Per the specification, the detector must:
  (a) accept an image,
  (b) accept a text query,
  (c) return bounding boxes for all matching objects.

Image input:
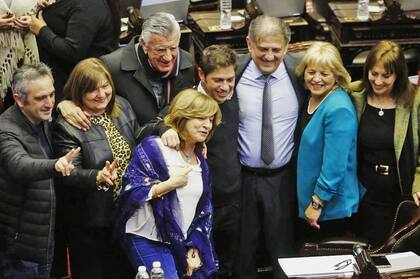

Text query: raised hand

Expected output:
[97,160,118,187]
[55,147,81,176]
[169,166,193,189]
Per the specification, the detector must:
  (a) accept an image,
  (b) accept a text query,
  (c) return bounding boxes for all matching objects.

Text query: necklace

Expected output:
[307,89,336,114]
[181,149,195,164]
[368,95,395,117]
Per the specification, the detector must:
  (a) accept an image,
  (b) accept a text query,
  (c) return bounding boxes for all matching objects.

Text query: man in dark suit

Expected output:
[235,15,306,279]
[57,12,194,128]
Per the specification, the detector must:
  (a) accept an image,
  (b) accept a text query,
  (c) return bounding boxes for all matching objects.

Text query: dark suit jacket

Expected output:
[101,37,195,126]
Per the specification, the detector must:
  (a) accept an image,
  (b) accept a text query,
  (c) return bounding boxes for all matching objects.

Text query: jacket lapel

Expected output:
[394,104,410,162]
[120,37,155,95]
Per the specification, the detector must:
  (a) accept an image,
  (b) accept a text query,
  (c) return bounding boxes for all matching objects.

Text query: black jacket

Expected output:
[101,37,195,125]
[52,96,141,227]
[0,105,57,265]
[38,0,118,101]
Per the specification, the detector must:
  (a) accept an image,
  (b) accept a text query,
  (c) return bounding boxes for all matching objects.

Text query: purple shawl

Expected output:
[114,136,217,277]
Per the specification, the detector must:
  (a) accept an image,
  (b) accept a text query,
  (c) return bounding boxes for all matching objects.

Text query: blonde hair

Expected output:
[63,58,120,117]
[164,89,221,148]
[296,42,351,92]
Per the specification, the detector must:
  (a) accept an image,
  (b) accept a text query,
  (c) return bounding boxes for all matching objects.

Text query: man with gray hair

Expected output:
[0,63,79,278]
[235,15,306,278]
[58,12,194,129]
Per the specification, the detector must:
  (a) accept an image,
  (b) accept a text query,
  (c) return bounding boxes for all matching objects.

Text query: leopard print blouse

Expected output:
[90,114,131,197]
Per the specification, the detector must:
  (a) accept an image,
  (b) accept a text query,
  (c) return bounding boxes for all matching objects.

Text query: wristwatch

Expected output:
[311,196,323,210]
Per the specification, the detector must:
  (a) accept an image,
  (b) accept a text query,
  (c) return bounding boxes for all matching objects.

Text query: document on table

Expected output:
[378,252,420,274]
[278,254,355,278]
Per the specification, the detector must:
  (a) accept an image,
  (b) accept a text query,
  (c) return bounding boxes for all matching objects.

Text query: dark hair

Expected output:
[107,0,121,45]
[363,40,416,107]
[63,58,119,116]
[198,45,237,76]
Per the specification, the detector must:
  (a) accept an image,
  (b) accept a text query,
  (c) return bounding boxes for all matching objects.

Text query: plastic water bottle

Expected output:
[150,261,164,279]
[135,266,150,279]
[220,0,232,30]
[356,0,369,21]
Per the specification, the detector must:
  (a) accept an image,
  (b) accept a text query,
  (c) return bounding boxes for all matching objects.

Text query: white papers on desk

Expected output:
[378,252,420,274]
[278,254,355,278]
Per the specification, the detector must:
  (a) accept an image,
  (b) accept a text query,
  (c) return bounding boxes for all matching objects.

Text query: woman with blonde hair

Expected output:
[53,57,139,278]
[295,41,363,242]
[351,40,420,246]
[116,89,221,278]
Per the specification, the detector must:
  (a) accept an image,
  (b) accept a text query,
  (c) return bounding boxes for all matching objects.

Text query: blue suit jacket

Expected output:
[297,87,363,221]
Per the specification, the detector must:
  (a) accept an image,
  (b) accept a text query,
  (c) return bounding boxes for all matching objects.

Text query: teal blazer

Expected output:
[350,82,420,195]
[297,87,363,221]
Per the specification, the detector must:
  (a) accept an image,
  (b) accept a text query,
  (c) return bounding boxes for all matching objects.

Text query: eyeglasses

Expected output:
[334,259,352,270]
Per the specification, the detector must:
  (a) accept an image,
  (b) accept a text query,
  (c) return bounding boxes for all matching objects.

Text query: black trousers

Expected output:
[67,227,134,279]
[212,202,241,278]
[238,167,297,279]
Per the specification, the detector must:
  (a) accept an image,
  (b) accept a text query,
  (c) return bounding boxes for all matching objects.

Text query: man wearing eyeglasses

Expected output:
[58,12,194,129]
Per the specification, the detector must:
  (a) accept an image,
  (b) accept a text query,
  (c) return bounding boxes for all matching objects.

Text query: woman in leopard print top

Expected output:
[53,58,140,279]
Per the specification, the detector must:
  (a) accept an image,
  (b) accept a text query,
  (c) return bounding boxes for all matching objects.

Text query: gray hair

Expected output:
[248,15,291,45]
[140,12,181,45]
[12,63,54,102]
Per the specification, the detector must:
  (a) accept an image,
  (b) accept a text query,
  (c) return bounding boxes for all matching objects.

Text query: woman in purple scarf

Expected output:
[115,89,221,278]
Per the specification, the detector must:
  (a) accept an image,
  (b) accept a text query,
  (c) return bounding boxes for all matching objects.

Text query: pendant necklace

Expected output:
[181,149,195,164]
[378,108,384,117]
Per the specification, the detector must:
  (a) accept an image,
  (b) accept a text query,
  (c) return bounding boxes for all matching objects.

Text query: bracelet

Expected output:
[311,195,323,210]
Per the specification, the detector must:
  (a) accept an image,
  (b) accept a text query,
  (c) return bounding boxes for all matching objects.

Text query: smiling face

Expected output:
[304,64,337,100]
[141,32,179,74]
[368,63,397,97]
[198,65,235,104]
[82,77,113,115]
[247,34,287,76]
[14,75,55,124]
[183,116,214,144]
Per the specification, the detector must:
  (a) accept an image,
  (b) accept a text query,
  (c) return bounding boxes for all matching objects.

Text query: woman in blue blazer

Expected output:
[295,42,364,242]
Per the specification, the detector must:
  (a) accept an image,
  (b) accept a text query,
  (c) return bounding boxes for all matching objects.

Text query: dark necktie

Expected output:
[261,77,274,165]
